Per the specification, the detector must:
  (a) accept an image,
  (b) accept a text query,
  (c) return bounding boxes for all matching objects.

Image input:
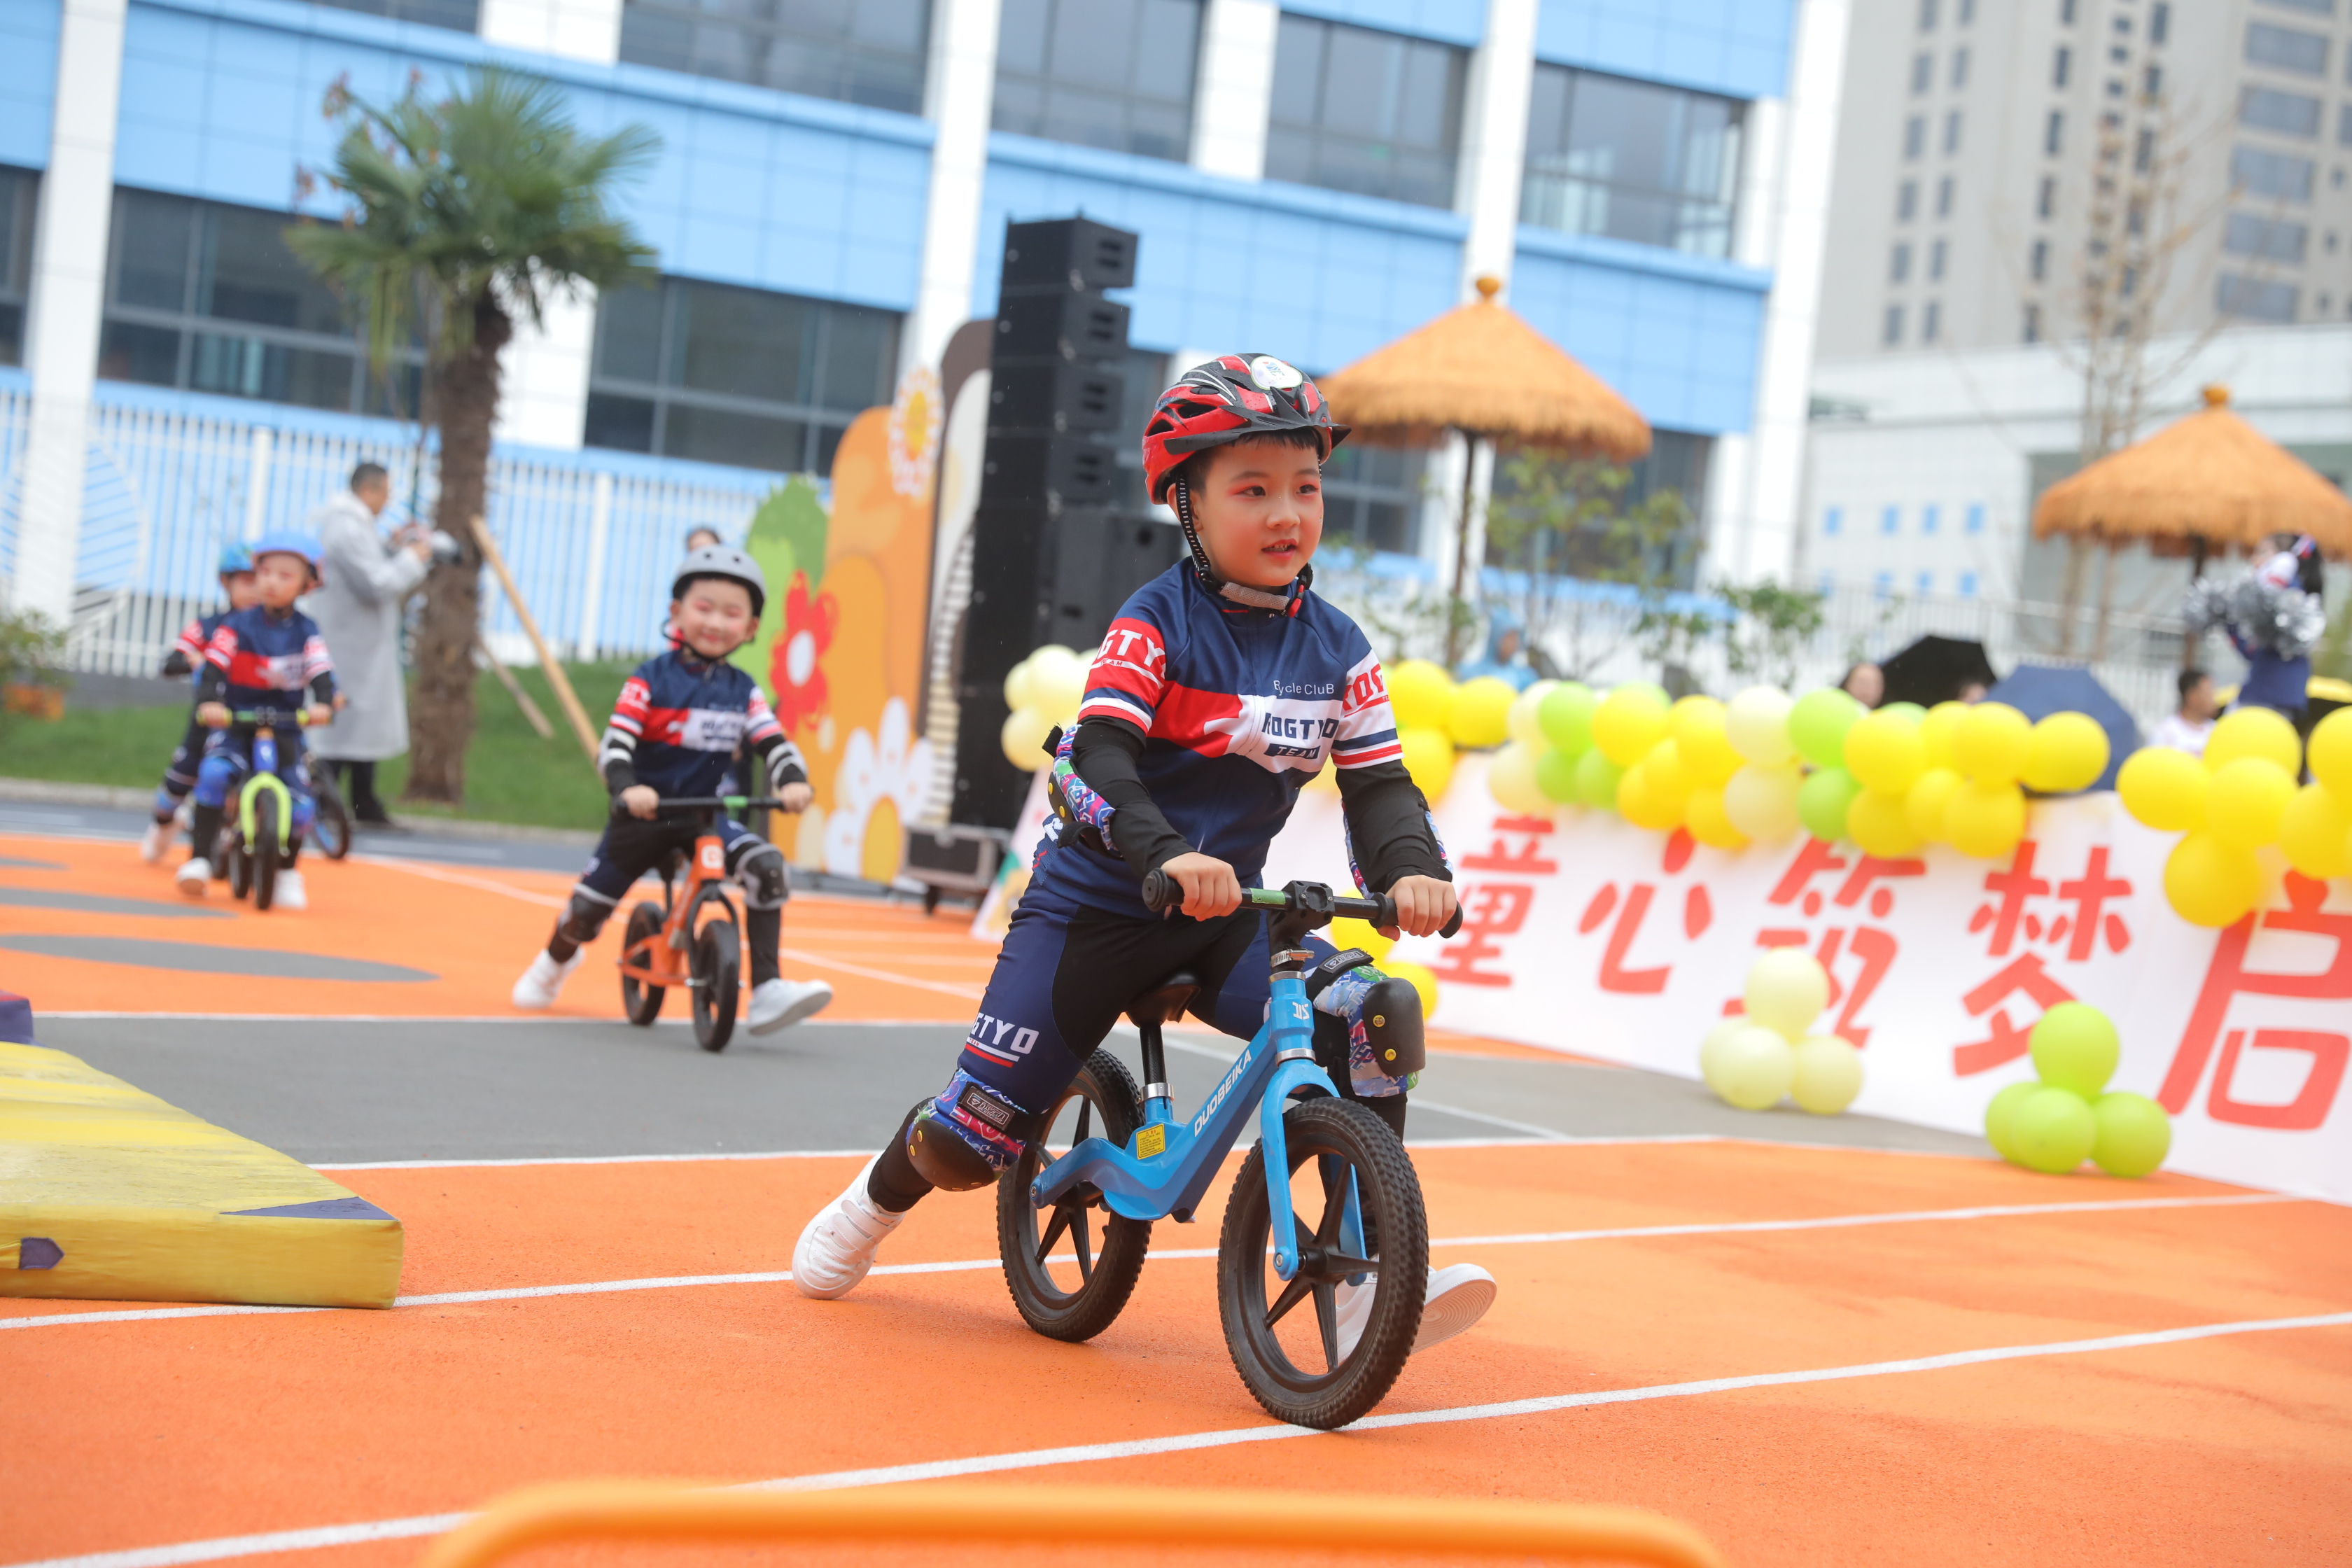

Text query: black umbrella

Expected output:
[1985,664,2143,792]
[1879,635,2000,708]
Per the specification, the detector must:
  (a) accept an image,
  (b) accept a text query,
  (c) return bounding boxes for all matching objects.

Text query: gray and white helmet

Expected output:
[671,543,769,617]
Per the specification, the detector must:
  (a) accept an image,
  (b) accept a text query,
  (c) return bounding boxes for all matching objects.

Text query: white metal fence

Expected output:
[0,386,778,677]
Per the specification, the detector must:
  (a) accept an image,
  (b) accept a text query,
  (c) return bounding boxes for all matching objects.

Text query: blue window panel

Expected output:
[1276,0,1483,48]
[1874,570,1893,597]
[682,108,772,172]
[1966,502,1985,533]
[1915,570,1933,594]
[1959,571,1978,597]
[1535,0,1794,102]
[1921,503,1939,535]
[1879,504,1899,535]
[1823,506,1841,536]
[0,0,59,169]
[1817,570,1835,594]
[674,214,768,284]
[197,134,309,211]
[1508,240,1767,435]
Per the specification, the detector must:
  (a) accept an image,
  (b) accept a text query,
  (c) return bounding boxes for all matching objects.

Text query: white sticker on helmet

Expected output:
[1248,356,1303,391]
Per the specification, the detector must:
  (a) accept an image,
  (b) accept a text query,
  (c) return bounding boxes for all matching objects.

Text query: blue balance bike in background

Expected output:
[208,707,312,911]
[997,875,1462,1429]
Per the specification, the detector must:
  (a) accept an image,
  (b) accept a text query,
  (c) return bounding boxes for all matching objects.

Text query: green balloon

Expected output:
[1984,1080,2039,1163]
[1789,687,1865,769]
[1536,746,1582,803]
[2009,1086,2097,1174]
[2030,1001,2120,1098]
[1538,682,1598,753]
[1574,747,1627,811]
[1795,766,1862,842]
[2091,1091,2171,1177]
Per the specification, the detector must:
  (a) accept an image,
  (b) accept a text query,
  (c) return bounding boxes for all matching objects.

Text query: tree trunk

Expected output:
[403,294,512,805]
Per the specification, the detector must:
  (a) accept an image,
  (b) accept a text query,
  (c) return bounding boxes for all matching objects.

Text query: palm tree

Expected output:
[289,66,658,804]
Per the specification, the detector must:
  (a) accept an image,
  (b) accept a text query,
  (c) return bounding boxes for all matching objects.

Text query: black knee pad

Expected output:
[1360,976,1427,1077]
[905,1110,1004,1192]
[559,892,615,946]
[732,843,789,910]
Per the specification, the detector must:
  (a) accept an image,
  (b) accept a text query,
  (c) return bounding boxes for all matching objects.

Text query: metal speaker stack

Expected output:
[951,216,1182,832]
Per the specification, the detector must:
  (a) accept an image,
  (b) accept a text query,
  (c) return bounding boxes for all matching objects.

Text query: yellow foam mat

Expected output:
[0,1042,402,1308]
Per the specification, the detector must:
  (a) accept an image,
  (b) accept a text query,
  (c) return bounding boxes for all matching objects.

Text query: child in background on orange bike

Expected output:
[794,355,1497,1356]
[141,543,262,865]
[510,545,834,1034]
[176,532,337,909]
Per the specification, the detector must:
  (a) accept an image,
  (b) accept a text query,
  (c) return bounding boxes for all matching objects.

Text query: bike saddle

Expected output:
[1127,971,1199,1030]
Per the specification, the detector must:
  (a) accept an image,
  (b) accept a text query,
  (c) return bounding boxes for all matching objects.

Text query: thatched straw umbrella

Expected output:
[1320,276,1651,663]
[2033,385,2352,563]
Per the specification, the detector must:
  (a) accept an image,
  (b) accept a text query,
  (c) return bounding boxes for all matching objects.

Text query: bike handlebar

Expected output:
[209,707,316,730]
[1139,872,1465,939]
[610,793,790,817]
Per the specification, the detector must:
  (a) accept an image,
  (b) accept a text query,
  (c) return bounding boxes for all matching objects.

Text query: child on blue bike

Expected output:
[141,544,262,865]
[175,531,337,910]
[796,356,1497,1354]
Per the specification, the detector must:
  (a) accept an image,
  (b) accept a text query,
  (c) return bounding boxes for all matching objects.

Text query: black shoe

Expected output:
[353,800,395,825]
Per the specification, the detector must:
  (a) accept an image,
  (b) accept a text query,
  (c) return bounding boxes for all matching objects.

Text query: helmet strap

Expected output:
[1172,477,1309,613]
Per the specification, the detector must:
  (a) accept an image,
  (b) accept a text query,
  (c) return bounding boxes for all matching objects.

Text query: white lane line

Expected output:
[1,1192,2297,1333]
[312,1149,883,1170]
[20,1306,2350,1568]
[349,855,568,909]
[778,947,985,1000]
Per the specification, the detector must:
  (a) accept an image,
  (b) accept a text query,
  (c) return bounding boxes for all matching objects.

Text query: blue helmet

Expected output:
[217,542,253,577]
[251,529,324,584]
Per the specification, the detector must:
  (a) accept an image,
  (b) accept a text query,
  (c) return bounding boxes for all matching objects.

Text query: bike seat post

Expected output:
[1138,1018,1169,1116]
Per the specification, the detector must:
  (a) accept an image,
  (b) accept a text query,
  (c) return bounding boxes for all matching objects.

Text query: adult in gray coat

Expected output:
[307,461,430,822]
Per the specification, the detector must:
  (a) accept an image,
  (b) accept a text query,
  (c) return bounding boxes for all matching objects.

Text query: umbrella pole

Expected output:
[2183,533,2210,671]
[1447,430,1480,668]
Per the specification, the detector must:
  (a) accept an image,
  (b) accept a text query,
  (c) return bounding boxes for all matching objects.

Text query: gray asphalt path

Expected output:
[33,1016,1984,1166]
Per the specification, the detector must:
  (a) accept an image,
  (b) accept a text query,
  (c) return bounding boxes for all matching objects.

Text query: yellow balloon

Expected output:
[2207,757,2295,850]
[2022,711,2110,793]
[1711,1026,1795,1110]
[2205,706,2301,775]
[1382,959,1440,1021]
[1002,655,1039,712]
[1616,760,1686,831]
[1487,741,1553,815]
[1644,738,1694,805]
[1329,916,1395,962]
[1847,787,1924,857]
[1844,708,1926,794]
[1919,701,1968,770]
[1945,777,2027,859]
[1670,696,1744,785]
[1386,660,1455,732]
[1024,645,1088,725]
[1684,782,1751,850]
[999,705,1055,772]
[1745,947,1830,1042]
[1905,766,1962,842]
[1592,685,1672,766]
[1721,763,1802,843]
[1725,686,1797,766]
[2116,745,2208,831]
[1447,675,1518,748]
[1506,679,1560,746]
[1953,702,2033,783]
[2309,708,2352,793]
[1398,725,1455,800]
[2163,830,2262,927]
[2278,782,2352,878]
[1790,1035,1865,1115]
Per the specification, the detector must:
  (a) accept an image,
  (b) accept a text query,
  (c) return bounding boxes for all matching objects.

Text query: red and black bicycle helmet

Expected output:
[1141,354,1348,505]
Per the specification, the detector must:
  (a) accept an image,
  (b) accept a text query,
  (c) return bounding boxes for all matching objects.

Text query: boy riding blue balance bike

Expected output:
[175,531,337,911]
[141,544,261,867]
[794,356,1497,1427]
[510,545,833,1036]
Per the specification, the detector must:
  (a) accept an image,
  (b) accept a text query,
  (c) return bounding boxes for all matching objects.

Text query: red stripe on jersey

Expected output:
[610,677,652,728]
[1088,617,1168,709]
[1336,739,1404,766]
[1147,682,1246,755]
[743,688,783,746]
[174,618,206,661]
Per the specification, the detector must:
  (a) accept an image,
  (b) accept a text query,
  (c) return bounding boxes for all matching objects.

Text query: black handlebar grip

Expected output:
[1140,867,1180,912]
[1440,902,1464,939]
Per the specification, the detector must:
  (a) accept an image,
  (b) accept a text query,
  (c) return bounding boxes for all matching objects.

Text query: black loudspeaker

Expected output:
[981,434,1118,507]
[1001,216,1138,291]
[993,292,1131,361]
[990,361,1125,433]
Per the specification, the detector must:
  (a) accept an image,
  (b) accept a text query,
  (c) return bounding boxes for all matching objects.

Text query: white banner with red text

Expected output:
[1264,753,2352,1206]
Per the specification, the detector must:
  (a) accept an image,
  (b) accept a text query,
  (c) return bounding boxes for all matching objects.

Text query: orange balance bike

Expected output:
[615,794,784,1053]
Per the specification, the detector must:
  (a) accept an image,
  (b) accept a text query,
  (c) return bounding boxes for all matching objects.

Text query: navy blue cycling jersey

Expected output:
[598,649,806,799]
[200,605,335,710]
[1037,564,1404,916]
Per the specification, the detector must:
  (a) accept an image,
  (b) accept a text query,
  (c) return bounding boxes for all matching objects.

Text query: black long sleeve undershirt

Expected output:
[194,663,334,708]
[1068,716,1452,892]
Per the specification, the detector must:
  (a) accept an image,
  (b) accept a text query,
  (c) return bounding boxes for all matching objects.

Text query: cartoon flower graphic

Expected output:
[768,570,839,735]
[886,365,943,498]
[822,696,937,883]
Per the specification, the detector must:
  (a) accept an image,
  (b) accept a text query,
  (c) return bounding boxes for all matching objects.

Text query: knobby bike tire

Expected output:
[620,901,667,1026]
[692,919,740,1052]
[313,780,352,861]
[1216,1096,1429,1430]
[251,790,281,911]
[996,1047,1152,1343]
[226,813,253,901]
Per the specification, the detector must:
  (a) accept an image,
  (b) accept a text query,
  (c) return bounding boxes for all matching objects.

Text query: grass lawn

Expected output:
[3,660,636,832]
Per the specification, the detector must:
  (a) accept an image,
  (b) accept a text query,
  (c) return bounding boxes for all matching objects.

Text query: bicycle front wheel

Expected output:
[996,1048,1152,1343]
[312,780,351,861]
[1217,1096,1428,1429]
[251,792,281,911]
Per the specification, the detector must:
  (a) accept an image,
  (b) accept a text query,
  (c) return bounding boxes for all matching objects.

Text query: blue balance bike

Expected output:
[208,707,310,911]
[1000,874,1461,1429]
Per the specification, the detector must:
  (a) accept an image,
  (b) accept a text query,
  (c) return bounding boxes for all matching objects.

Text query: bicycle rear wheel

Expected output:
[620,902,666,1026]
[996,1048,1152,1343]
[1217,1096,1428,1429]
[691,919,739,1052]
[251,792,281,911]
[225,811,252,901]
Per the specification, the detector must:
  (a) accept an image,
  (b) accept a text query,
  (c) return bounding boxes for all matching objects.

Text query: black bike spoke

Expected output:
[1264,1268,1316,1330]
[1326,1254,1378,1274]
[1035,1202,1072,1264]
[1072,1208,1093,1283]
[1074,1098,1091,1144]
[1313,1282,1339,1371]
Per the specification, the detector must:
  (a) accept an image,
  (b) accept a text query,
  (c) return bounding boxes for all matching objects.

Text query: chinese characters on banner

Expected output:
[1264,752,2352,1205]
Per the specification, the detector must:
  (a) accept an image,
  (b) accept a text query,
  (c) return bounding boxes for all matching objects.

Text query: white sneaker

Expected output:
[1334,1261,1499,1359]
[175,858,211,898]
[140,818,176,864]
[271,869,307,911]
[511,949,584,1009]
[748,976,832,1035]
[792,1155,904,1298]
